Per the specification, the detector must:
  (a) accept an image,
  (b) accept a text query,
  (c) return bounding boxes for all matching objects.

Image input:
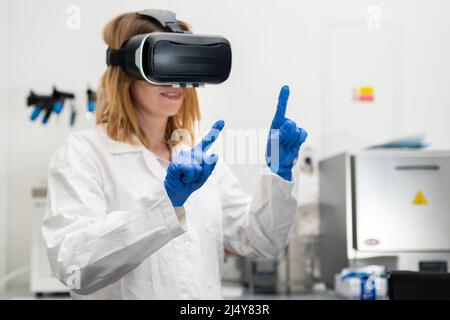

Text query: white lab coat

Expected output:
[42,125,299,299]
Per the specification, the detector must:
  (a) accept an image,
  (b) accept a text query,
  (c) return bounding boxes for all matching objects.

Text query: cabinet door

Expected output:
[355,152,450,252]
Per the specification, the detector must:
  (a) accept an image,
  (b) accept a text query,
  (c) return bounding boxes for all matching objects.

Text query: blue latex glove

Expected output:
[266,85,308,181]
[164,120,225,207]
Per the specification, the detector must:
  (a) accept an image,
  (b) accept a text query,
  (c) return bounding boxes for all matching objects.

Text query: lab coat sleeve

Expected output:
[216,160,299,259]
[42,133,186,295]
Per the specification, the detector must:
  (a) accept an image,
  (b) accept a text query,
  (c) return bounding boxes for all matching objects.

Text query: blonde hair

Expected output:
[96,12,201,147]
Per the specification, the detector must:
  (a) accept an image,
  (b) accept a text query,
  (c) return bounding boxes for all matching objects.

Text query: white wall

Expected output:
[2,0,450,282]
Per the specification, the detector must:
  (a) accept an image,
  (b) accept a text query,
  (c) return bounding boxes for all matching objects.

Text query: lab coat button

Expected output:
[184,242,193,253]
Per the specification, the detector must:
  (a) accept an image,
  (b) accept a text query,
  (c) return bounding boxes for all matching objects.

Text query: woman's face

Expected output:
[130,80,185,118]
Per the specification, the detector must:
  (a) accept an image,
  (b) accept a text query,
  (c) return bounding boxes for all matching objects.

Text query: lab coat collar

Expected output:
[103,126,191,182]
[104,128,190,155]
[107,138,145,154]
[95,124,144,155]
[107,136,166,181]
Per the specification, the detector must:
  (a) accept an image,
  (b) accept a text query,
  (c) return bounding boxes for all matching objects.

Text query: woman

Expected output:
[42,10,307,299]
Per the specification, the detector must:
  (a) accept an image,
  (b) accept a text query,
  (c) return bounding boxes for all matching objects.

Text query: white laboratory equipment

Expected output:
[30,188,68,295]
[319,150,450,287]
[335,267,388,300]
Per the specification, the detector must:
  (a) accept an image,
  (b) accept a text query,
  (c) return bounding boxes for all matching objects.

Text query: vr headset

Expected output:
[106,9,232,87]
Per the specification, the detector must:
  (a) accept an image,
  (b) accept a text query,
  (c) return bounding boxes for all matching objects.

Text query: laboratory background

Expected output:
[0,0,450,300]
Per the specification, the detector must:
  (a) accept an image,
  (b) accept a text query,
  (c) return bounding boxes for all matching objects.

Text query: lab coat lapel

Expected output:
[142,149,166,182]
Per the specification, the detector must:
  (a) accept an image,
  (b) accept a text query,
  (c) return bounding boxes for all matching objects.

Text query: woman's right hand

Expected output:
[164,120,225,207]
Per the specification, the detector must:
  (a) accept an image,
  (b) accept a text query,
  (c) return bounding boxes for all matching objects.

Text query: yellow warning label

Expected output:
[412,191,428,205]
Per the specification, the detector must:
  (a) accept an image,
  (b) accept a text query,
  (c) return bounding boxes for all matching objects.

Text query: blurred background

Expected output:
[0,0,449,299]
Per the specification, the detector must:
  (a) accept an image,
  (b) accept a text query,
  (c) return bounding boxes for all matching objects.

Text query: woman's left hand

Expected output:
[266,85,308,181]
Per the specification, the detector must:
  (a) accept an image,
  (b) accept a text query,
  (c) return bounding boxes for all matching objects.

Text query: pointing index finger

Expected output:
[197,120,225,152]
[273,85,290,128]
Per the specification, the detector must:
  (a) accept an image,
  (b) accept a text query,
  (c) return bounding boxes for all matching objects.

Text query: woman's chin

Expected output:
[161,102,183,116]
